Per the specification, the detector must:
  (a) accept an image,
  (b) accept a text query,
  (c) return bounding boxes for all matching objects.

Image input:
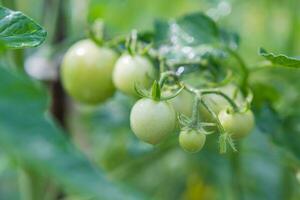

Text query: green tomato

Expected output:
[130,98,176,145]
[218,109,255,139]
[168,90,194,117]
[113,54,154,96]
[61,39,118,104]
[179,129,206,153]
[199,84,244,122]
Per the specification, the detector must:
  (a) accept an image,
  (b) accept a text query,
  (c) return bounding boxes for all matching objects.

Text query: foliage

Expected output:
[0,6,46,49]
[1,1,300,200]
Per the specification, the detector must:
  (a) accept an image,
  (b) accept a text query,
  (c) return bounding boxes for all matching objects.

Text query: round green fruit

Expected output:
[218,109,255,139]
[61,39,118,104]
[179,129,206,153]
[130,98,176,145]
[113,54,154,96]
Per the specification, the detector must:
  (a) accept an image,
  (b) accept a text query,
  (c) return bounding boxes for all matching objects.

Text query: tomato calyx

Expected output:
[125,30,138,56]
[219,132,237,153]
[88,19,105,46]
[134,79,184,101]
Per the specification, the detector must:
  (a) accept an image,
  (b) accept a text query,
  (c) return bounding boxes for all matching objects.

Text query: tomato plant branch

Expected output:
[200,89,240,112]
[159,70,240,113]
[225,48,249,93]
[200,98,225,134]
[230,142,243,200]
[158,70,242,153]
[191,95,200,127]
[158,70,179,86]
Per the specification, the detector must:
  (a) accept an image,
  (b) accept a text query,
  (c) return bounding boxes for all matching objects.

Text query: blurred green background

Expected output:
[0,0,300,200]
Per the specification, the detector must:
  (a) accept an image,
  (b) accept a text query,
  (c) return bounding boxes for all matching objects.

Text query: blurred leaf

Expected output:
[255,103,300,163]
[0,6,46,49]
[251,82,280,109]
[220,29,239,50]
[239,130,283,200]
[154,12,220,65]
[0,68,142,200]
[153,12,237,65]
[259,48,300,68]
[155,12,219,46]
[281,115,300,160]
[255,103,281,135]
[137,31,154,43]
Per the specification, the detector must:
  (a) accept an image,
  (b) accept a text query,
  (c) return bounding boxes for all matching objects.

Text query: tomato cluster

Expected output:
[61,39,255,154]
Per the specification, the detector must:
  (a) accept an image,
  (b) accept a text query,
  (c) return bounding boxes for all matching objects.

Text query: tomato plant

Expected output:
[1,1,300,200]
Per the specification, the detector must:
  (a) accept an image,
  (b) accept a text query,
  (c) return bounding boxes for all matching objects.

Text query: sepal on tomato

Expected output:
[88,19,105,46]
[151,80,161,101]
[134,82,151,98]
[218,132,237,154]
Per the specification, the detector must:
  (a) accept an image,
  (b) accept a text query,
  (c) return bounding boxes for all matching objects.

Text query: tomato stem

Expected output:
[200,89,240,112]
[225,48,249,94]
[200,98,225,134]
[191,95,200,127]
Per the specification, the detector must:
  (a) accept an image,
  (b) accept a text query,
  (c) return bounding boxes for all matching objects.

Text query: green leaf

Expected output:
[256,104,300,160]
[220,29,239,50]
[0,67,142,200]
[154,12,220,65]
[0,6,47,49]
[154,12,219,47]
[259,48,300,68]
[153,12,237,66]
[239,129,285,200]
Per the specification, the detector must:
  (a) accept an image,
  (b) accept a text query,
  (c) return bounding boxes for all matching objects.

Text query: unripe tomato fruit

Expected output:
[130,98,176,145]
[168,90,194,117]
[113,54,155,96]
[61,39,118,105]
[179,129,206,153]
[218,109,255,139]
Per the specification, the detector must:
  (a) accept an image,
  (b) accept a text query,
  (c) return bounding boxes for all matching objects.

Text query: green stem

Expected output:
[226,48,249,94]
[158,71,178,87]
[286,0,299,55]
[18,167,45,200]
[200,89,240,112]
[105,36,127,48]
[191,96,200,126]
[42,0,60,45]
[230,142,243,200]
[131,30,138,54]
[159,58,166,74]
[200,98,225,133]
